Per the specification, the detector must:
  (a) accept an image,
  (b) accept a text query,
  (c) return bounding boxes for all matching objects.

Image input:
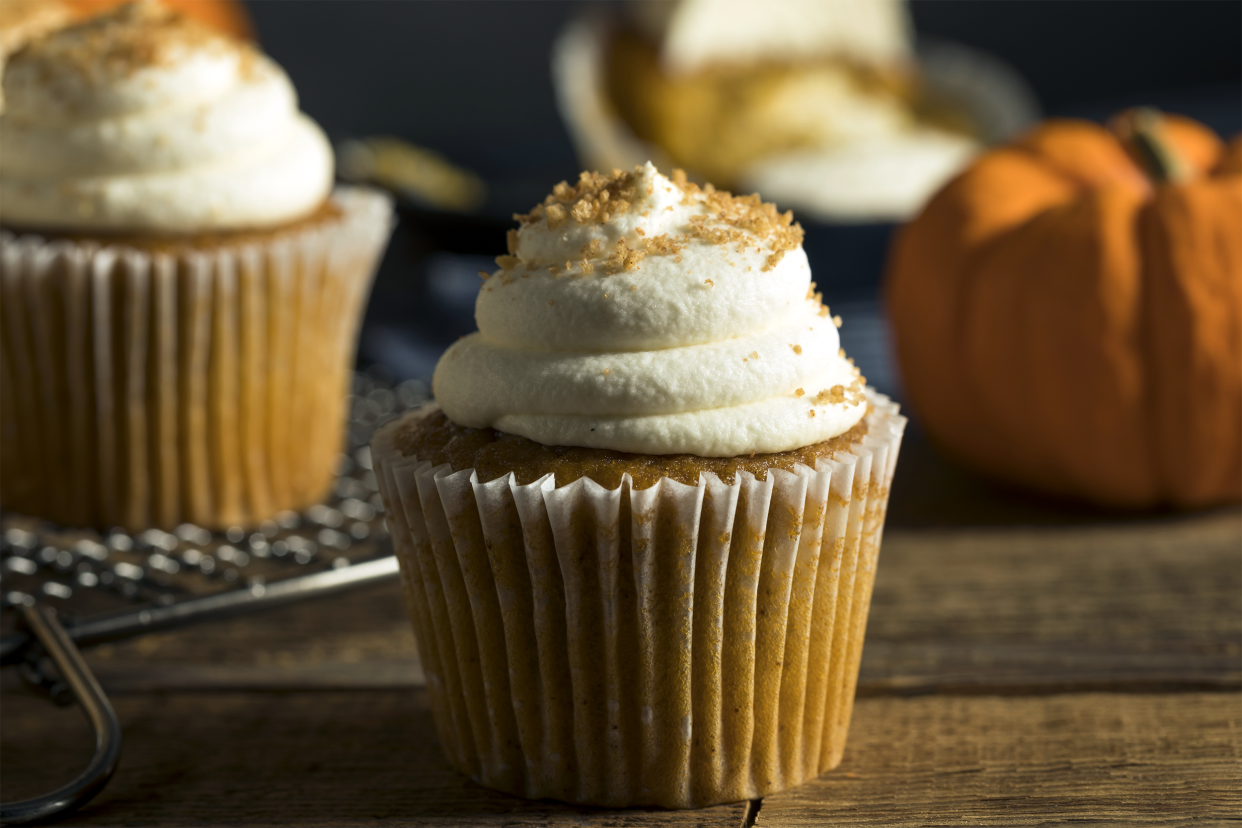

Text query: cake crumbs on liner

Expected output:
[795,388,805,397]
[791,344,802,354]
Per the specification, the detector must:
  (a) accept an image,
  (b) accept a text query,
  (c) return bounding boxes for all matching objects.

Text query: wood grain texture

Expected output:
[756,693,1241,827]
[869,511,1240,648]
[4,509,1237,825]
[82,580,418,667]
[77,511,1241,695]
[859,511,1241,694]
[0,687,750,827]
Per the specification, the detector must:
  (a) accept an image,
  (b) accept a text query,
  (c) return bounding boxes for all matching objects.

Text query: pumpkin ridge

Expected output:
[886,110,1240,508]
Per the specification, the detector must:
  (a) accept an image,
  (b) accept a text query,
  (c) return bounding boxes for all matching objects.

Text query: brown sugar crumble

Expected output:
[395,408,871,490]
[816,386,847,405]
[602,237,645,274]
[12,1,250,86]
[495,165,805,279]
[516,168,642,228]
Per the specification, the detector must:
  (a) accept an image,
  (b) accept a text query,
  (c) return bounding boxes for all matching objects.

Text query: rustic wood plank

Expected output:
[869,510,1240,647]
[858,510,1241,693]
[77,510,1240,694]
[0,687,750,827]
[82,580,418,667]
[756,692,1241,827]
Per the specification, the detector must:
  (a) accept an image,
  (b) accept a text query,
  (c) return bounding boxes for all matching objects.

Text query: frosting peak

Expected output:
[0,2,333,233]
[434,164,869,457]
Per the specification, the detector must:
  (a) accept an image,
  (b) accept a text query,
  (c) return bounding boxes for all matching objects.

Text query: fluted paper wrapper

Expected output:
[373,396,906,808]
[0,187,393,531]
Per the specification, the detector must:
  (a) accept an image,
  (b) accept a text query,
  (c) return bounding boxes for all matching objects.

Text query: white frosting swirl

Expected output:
[434,163,868,456]
[0,3,333,233]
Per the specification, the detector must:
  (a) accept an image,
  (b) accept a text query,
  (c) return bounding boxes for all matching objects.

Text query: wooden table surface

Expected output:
[4,437,1240,826]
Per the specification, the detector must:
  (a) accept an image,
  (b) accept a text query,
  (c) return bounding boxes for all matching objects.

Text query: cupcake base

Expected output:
[373,395,905,808]
[0,186,393,531]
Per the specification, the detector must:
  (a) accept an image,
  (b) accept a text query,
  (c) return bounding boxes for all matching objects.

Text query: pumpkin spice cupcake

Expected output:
[0,2,393,530]
[373,164,905,808]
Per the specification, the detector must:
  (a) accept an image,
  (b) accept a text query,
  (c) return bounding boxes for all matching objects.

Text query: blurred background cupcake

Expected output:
[555,0,1037,224]
[0,1,393,531]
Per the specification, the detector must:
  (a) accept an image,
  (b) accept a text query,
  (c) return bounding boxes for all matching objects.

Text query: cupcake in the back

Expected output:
[0,1,393,530]
[374,163,904,807]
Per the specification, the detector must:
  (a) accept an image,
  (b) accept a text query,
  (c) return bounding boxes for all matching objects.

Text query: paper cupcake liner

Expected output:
[373,395,905,808]
[0,186,394,530]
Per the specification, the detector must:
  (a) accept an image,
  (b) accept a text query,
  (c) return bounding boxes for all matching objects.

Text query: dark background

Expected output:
[249,0,1242,181]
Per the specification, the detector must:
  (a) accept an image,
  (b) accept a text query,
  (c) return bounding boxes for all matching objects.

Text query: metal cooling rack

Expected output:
[0,372,427,825]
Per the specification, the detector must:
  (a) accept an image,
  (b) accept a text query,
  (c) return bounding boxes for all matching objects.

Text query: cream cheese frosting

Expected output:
[0,2,333,233]
[433,163,868,456]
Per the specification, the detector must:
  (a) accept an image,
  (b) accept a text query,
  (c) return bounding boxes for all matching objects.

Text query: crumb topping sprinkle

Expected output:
[493,163,804,281]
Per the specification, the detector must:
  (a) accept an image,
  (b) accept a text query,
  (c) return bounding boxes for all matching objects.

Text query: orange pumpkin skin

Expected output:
[885,117,1241,508]
[63,0,253,40]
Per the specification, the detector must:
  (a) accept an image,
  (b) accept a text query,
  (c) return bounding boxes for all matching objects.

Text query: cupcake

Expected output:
[0,2,393,530]
[552,0,1025,223]
[373,164,905,808]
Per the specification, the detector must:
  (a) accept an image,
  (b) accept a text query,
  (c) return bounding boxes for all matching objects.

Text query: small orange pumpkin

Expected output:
[63,0,253,40]
[885,110,1241,508]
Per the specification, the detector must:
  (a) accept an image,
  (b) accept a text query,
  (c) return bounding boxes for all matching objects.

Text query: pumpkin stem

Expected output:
[1112,108,1187,184]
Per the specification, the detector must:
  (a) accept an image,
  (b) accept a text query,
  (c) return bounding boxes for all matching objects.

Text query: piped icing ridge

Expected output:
[433,162,867,457]
[0,2,333,233]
